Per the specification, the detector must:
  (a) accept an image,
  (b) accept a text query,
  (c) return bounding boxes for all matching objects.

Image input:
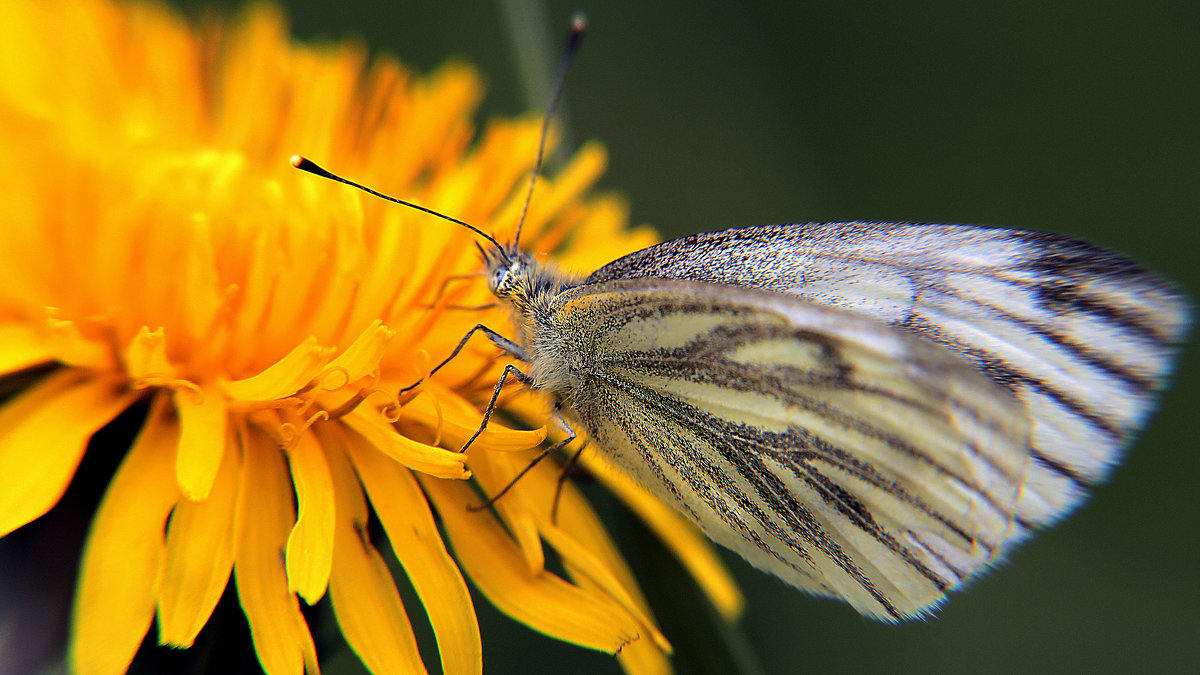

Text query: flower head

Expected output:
[0,1,742,674]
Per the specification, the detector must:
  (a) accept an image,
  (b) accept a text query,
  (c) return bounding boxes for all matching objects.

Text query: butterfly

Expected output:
[295,161,1187,624]
[469,220,1188,621]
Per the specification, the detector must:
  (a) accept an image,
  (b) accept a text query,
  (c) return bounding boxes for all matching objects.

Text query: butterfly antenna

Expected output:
[512,12,587,249]
[290,155,509,259]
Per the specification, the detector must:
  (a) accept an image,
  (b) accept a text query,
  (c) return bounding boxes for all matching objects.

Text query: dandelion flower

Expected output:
[0,0,742,673]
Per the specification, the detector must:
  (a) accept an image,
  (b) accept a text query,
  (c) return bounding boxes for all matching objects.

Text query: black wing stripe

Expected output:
[600,369,909,614]
[599,381,814,572]
[927,280,1158,394]
[618,356,1020,517]
[900,313,1124,441]
[790,459,953,591]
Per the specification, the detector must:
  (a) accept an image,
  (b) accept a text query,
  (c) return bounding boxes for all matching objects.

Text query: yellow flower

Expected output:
[0,1,742,674]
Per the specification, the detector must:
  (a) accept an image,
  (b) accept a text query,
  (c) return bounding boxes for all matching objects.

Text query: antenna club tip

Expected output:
[291,155,326,176]
[570,11,587,32]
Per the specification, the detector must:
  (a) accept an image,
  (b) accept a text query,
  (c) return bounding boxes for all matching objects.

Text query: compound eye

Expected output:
[491,267,509,292]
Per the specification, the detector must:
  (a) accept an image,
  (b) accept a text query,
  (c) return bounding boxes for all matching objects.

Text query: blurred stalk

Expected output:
[497,0,577,163]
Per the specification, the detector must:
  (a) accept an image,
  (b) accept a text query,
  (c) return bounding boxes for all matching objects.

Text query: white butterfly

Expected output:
[479,221,1188,620]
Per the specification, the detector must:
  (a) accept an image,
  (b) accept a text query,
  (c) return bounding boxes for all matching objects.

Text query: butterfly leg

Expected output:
[551,439,589,524]
[459,363,537,454]
[467,403,580,512]
[399,323,527,394]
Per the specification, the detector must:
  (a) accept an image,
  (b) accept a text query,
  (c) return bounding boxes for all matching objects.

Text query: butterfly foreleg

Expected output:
[399,323,528,395]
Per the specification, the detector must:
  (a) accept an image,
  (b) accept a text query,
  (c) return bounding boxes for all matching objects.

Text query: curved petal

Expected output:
[321,319,394,384]
[234,423,319,675]
[341,406,468,479]
[284,429,335,605]
[174,383,228,501]
[220,336,334,402]
[397,386,547,452]
[157,423,241,647]
[0,369,136,537]
[69,395,181,675]
[323,431,427,675]
[335,424,481,675]
[420,474,640,653]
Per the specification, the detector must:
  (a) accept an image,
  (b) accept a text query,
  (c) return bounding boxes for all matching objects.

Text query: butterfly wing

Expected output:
[585,223,1190,528]
[540,278,1030,620]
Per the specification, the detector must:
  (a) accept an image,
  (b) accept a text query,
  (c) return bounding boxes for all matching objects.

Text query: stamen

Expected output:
[317,365,351,391]
[324,389,368,419]
[133,377,204,402]
[279,410,330,449]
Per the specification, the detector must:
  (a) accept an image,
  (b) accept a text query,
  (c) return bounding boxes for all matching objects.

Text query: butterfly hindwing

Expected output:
[537,278,1030,620]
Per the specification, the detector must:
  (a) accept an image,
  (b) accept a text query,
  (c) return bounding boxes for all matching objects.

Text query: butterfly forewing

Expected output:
[584,223,1190,528]
[539,278,1031,620]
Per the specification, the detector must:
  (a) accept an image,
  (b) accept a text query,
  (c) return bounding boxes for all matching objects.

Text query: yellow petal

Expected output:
[221,336,334,402]
[467,452,544,574]
[70,395,181,675]
[124,326,177,381]
[336,425,482,675]
[229,221,283,352]
[548,483,669,650]
[320,319,394,385]
[235,423,319,675]
[540,462,675,675]
[284,429,335,605]
[471,449,669,652]
[525,140,608,234]
[554,195,658,275]
[546,527,670,652]
[585,454,744,621]
[398,387,547,452]
[341,406,468,479]
[174,384,228,501]
[179,214,224,341]
[481,393,688,635]
[323,431,427,675]
[420,474,640,653]
[0,321,53,376]
[508,508,545,575]
[157,423,241,647]
[0,369,135,537]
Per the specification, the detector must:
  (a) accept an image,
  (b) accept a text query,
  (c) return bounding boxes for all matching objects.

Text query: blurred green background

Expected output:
[179,1,1198,673]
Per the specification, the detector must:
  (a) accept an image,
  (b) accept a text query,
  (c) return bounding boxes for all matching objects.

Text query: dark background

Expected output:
[173,2,1200,673]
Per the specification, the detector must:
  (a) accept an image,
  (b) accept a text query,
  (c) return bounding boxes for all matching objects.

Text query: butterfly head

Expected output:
[478,240,580,319]
[479,242,526,299]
